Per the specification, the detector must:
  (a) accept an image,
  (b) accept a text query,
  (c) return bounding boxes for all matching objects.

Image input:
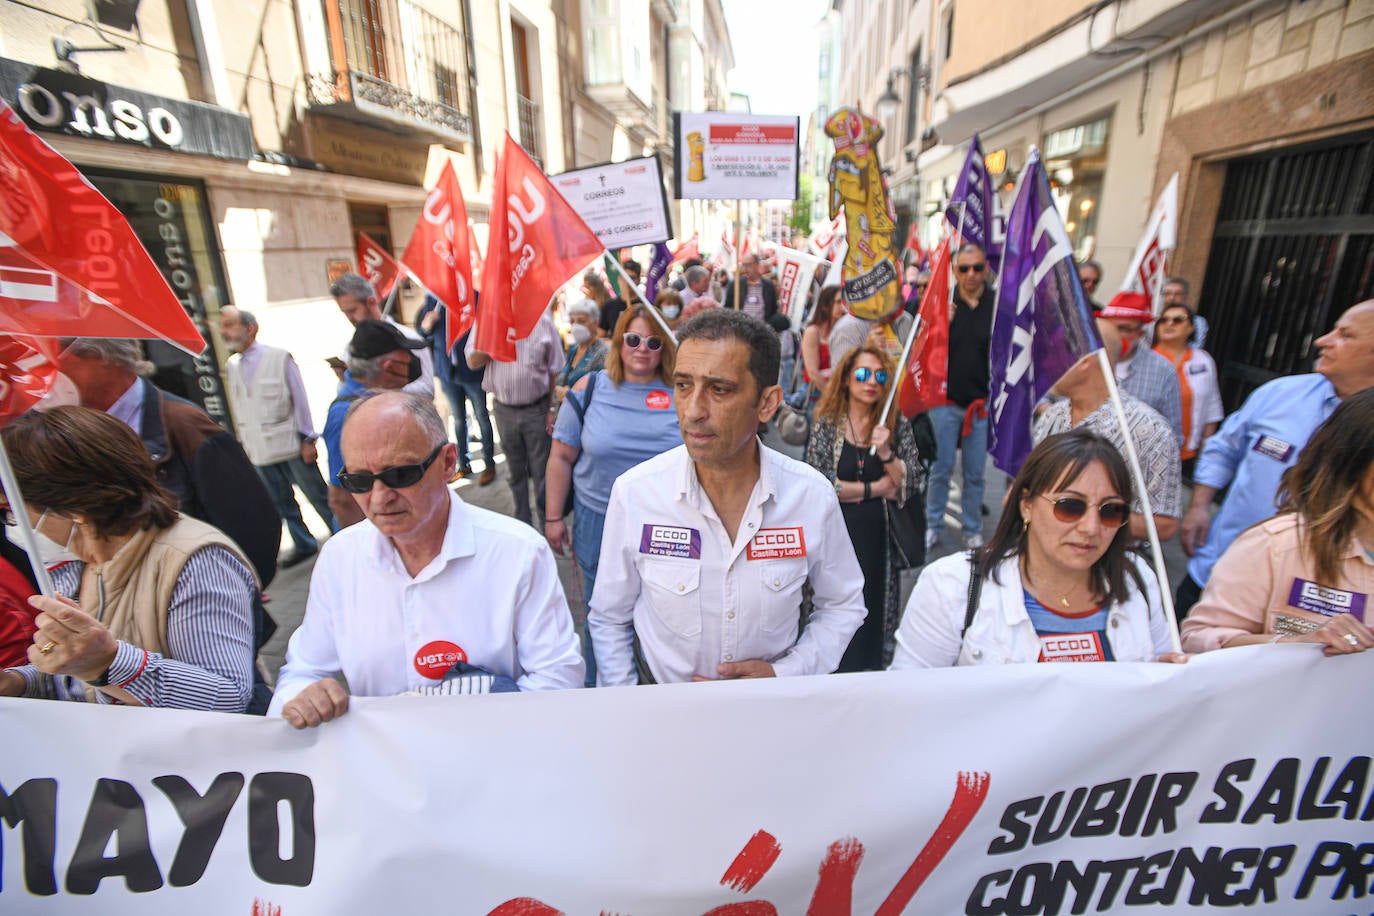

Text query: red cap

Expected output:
[1100,291,1154,323]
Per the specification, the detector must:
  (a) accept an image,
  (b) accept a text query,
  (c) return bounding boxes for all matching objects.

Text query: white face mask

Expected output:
[8,513,79,568]
[661,305,682,321]
[35,372,81,410]
[569,323,593,346]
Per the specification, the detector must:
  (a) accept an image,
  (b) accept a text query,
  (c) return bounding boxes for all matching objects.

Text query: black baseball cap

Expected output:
[349,319,426,360]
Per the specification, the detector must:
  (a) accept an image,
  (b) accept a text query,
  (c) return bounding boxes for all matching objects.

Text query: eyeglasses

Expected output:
[1157,315,1190,326]
[852,367,889,384]
[623,333,663,352]
[337,444,445,494]
[1079,276,1100,287]
[1040,494,1130,528]
[957,263,987,274]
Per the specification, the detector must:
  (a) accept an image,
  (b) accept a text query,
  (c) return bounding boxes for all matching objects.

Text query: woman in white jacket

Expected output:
[892,430,1182,668]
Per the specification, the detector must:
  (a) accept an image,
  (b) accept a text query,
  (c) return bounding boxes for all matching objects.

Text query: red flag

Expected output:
[670,233,699,264]
[0,101,203,353]
[0,336,58,425]
[466,220,484,291]
[904,222,925,265]
[400,161,477,353]
[475,135,603,362]
[899,239,952,419]
[357,233,402,300]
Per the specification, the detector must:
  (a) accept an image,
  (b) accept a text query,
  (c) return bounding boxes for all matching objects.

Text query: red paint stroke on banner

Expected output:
[719,829,782,893]
[702,904,779,916]
[806,837,866,915]
[487,899,564,916]
[250,900,282,916]
[875,770,991,915]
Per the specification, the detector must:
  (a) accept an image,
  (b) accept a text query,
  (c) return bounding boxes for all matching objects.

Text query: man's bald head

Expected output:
[343,391,447,451]
[1314,300,1374,398]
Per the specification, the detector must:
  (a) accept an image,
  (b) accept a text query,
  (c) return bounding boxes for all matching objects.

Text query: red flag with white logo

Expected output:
[0,99,203,353]
[400,160,477,353]
[670,233,699,264]
[904,222,925,266]
[357,233,402,300]
[0,336,58,426]
[899,239,952,418]
[475,135,603,362]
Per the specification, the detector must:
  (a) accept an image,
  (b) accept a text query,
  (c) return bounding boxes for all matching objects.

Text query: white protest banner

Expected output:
[551,156,673,250]
[675,113,800,201]
[773,246,830,329]
[1119,173,1179,307]
[2,648,1371,913]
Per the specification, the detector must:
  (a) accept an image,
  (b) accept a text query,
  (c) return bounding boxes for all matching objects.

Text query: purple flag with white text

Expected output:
[644,242,673,302]
[988,149,1102,475]
[945,134,1000,261]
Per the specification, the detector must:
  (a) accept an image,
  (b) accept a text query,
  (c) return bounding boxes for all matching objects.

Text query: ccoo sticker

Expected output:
[414,640,467,680]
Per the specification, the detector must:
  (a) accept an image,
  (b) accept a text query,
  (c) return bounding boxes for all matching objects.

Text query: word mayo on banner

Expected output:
[1,649,1370,913]
[674,112,800,201]
[552,156,673,250]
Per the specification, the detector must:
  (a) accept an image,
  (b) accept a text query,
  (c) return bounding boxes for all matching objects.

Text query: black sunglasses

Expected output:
[1040,494,1130,528]
[623,332,663,351]
[337,444,445,494]
[957,263,987,274]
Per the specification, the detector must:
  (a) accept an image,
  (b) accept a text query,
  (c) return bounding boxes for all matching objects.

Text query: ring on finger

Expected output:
[38,641,56,655]
[1342,633,1360,647]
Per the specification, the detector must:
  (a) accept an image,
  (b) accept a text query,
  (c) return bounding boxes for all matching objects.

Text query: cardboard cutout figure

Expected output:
[825,108,902,330]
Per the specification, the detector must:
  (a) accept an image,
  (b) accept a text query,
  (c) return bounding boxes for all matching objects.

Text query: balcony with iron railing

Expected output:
[516,94,543,169]
[307,0,473,144]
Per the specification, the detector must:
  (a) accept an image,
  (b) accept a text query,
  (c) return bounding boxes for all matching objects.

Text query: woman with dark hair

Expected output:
[805,344,923,670]
[891,430,1179,668]
[1182,389,1374,656]
[801,285,845,389]
[0,406,259,710]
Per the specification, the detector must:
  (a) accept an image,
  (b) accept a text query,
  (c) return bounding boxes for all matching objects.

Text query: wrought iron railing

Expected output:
[516,94,543,168]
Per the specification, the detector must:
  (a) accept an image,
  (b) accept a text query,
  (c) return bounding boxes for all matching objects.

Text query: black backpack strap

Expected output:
[961,555,985,640]
[565,371,599,428]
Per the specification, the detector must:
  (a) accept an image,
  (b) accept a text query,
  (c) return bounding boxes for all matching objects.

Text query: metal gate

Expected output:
[1198,130,1374,411]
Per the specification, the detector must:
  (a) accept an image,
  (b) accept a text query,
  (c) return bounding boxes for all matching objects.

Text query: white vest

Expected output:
[226,344,300,465]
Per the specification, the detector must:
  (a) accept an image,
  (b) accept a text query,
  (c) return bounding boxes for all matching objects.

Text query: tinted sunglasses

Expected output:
[853,367,889,384]
[337,444,445,494]
[1040,494,1130,528]
[1157,315,1190,326]
[623,332,663,351]
[957,263,987,274]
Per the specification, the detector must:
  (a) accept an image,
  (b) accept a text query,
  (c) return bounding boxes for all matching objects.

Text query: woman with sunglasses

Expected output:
[545,305,682,684]
[1151,303,1224,475]
[1181,390,1374,657]
[805,345,923,670]
[0,407,262,711]
[891,430,1179,668]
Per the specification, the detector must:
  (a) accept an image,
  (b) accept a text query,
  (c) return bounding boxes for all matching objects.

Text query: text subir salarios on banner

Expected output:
[1,647,1370,913]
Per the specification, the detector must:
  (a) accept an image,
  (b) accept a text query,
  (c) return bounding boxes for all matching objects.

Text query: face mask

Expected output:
[1119,338,1133,360]
[661,305,682,321]
[569,323,593,346]
[35,372,80,410]
[10,512,79,568]
[405,354,422,384]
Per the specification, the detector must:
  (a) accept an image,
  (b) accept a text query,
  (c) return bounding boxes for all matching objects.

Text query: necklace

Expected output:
[846,413,869,475]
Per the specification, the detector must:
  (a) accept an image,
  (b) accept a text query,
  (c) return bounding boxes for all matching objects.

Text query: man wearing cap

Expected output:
[1100,292,1184,448]
[329,272,434,398]
[323,320,429,528]
[269,391,584,728]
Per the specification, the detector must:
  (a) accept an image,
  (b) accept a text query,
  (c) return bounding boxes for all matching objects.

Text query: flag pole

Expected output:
[603,251,677,344]
[733,200,743,310]
[0,439,55,597]
[1094,348,1183,653]
[872,313,923,454]
[380,279,401,320]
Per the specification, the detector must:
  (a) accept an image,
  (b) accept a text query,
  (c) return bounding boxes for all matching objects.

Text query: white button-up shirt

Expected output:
[589,444,865,684]
[268,491,583,714]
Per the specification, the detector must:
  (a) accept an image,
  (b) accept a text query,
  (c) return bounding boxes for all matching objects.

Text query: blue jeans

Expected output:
[440,378,495,469]
[571,496,606,688]
[925,404,988,538]
[256,456,337,553]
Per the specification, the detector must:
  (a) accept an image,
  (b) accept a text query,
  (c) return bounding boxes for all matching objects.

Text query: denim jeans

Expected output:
[571,496,606,688]
[256,456,337,553]
[925,404,988,538]
[440,378,495,469]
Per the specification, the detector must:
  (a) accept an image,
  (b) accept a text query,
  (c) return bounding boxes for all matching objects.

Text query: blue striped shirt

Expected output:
[10,545,256,711]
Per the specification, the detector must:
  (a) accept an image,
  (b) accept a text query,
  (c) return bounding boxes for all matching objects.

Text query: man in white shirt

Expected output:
[589,310,866,685]
[270,391,583,727]
[329,272,434,398]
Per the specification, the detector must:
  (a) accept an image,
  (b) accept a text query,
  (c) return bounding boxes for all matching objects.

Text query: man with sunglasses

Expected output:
[1032,321,1182,543]
[270,392,584,727]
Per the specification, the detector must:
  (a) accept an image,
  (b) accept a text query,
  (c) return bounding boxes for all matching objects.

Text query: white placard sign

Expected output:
[550,156,672,249]
[675,112,800,201]
[1,648,1370,912]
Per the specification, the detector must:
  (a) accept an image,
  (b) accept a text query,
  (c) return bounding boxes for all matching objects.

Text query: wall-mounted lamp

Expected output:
[52,35,125,73]
[875,63,932,119]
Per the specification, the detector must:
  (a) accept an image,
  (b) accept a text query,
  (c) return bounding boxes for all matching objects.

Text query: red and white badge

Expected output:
[414,640,467,680]
[1038,633,1106,663]
[645,389,672,410]
[747,527,807,560]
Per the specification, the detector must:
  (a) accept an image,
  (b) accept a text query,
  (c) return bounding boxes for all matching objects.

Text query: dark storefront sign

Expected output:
[0,57,255,160]
[85,171,234,431]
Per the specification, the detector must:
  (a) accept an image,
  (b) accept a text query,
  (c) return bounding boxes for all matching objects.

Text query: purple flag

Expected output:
[644,242,673,302]
[945,134,1001,260]
[988,148,1102,475]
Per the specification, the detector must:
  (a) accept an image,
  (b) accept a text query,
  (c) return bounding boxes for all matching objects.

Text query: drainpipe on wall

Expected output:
[184,0,234,108]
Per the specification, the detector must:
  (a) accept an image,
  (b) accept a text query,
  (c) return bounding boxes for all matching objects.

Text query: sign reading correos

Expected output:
[674,112,800,201]
[551,156,672,249]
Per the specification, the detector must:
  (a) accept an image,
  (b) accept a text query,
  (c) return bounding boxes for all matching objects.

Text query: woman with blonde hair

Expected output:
[804,344,923,670]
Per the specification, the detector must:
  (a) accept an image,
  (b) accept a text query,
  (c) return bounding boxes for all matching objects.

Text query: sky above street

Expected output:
[722,0,829,119]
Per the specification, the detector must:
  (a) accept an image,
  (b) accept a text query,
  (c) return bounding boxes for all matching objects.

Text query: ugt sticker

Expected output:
[747,527,807,560]
[414,640,467,680]
[640,524,701,559]
[645,390,671,410]
[1287,578,1366,621]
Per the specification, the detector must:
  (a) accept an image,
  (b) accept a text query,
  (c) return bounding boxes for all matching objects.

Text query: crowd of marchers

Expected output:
[0,248,1370,724]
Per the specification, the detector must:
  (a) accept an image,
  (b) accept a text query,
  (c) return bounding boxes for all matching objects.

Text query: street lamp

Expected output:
[874,63,931,119]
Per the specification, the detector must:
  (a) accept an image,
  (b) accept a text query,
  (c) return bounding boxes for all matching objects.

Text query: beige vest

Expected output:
[79,517,255,701]
[226,344,300,465]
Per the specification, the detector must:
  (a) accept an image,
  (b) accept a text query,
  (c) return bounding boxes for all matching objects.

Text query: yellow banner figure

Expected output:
[825,108,903,349]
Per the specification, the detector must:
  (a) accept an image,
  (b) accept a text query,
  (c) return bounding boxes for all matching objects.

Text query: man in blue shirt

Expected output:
[1176,301,1374,616]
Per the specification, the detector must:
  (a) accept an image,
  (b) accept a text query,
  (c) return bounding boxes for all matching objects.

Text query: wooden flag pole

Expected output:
[733,200,743,309]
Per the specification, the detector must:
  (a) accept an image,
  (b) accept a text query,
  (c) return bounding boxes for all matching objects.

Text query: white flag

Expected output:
[772,246,831,329]
[1118,173,1179,312]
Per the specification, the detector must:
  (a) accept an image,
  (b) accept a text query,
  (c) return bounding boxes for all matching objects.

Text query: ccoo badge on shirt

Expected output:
[640,524,702,559]
[747,527,807,560]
